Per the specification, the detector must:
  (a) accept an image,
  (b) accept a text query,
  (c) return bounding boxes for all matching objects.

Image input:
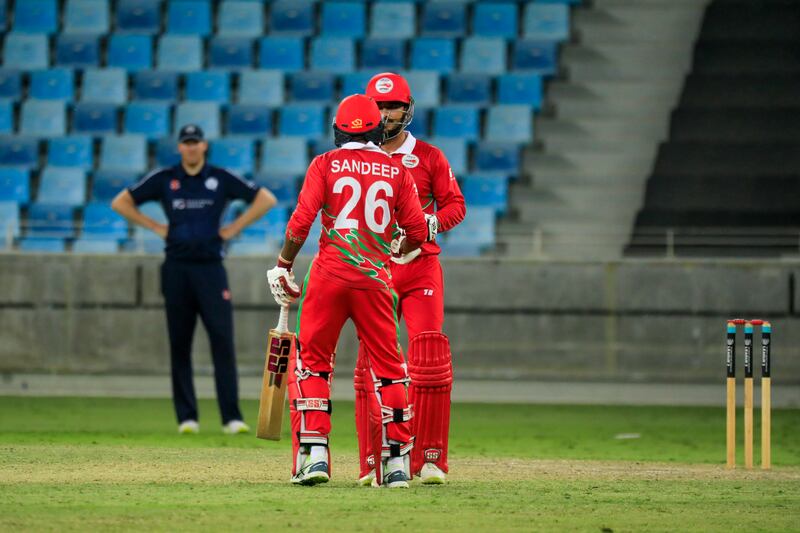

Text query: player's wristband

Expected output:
[277,256,293,270]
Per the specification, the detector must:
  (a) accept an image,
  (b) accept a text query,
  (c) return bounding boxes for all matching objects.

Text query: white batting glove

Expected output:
[266,266,301,306]
[425,214,438,242]
[390,235,421,265]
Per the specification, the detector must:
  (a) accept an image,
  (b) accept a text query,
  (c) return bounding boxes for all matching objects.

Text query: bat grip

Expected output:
[277,304,289,334]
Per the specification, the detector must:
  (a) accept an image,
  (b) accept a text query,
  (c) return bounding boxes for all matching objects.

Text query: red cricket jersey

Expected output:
[286,142,428,289]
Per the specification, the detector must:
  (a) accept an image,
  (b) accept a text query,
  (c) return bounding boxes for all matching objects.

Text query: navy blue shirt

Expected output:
[128,163,259,261]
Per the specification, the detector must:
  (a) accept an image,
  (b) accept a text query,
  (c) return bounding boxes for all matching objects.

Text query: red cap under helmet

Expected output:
[366,72,413,104]
[332,94,385,146]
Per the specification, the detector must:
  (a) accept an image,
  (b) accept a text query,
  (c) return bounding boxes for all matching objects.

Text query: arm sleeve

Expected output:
[285,156,326,243]
[127,169,164,205]
[430,148,466,232]
[222,170,259,203]
[395,167,428,247]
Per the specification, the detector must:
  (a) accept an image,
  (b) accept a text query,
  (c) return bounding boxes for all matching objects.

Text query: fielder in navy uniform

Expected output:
[112,124,277,434]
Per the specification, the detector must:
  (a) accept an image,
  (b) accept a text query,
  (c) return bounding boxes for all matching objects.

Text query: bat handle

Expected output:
[277,304,289,334]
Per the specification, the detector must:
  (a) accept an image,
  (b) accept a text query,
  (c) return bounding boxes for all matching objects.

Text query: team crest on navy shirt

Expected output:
[170,179,180,190]
[205,177,219,191]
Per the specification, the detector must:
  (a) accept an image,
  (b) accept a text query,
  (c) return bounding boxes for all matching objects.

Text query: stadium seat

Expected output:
[185,71,231,103]
[240,206,289,242]
[0,0,5,31]
[19,237,67,252]
[227,240,279,256]
[445,205,495,253]
[253,172,297,206]
[0,168,30,204]
[278,105,326,139]
[486,105,533,143]
[497,73,543,108]
[48,136,93,169]
[406,107,429,137]
[310,38,356,73]
[513,40,559,75]
[227,105,272,137]
[175,102,221,139]
[82,202,128,239]
[429,136,467,175]
[99,135,147,172]
[523,3,570,41]
[157,35,203,72]
[116,0,161,34]
[73,238,119,253]
[166,0,211,36]
[155,138,180,167]
[461,175,508,215]
[209,138,255,176]
[321,2,365,37]
[21,101,66,137]
[290,72,335,103]
[421,2,466,38]
[13,0,57,34]
[133,71,178,100]
[124,101,171,139]
[27,204,76,237]
[56,35,100,68]
[208,37,254,70]
[3,34,49,69]
[258,37,305,72]
[63,0,109,36]
[0,70,21,100]
[402,71,441,107]
[0,201,20,239]
[433,107,480,140]
[361,38,406,70]
[0,137,39,167]
[238,70,284,105]
[30,69,75,101]
[370,3,415,38]
[92,170,139,201]
[0,101,11,134]
[411,39,456,73]
[473,3,518,38]
[270,0,315,37]
[218,1,263,38]
[72,103,118,135]
[310,137,336,157]
[475,143,519,173]
[36,167,86,206]
[461,38,507,75]
[107,35,153,72]
[446,74,491,106]
[261,138,309,174]
[81,68,128,104]
[340,72,373,97]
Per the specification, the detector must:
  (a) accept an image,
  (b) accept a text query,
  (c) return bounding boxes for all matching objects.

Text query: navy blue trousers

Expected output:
[161,259,243,425]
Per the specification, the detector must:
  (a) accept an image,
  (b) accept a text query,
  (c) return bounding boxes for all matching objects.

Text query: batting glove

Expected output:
[390,235,421,265]
[425,214,438,242]
[266,258,301,306]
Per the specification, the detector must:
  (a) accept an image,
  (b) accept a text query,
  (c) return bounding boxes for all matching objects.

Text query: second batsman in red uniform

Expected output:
[354,73,467,485]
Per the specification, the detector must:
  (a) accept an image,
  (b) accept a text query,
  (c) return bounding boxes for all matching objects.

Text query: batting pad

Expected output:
[353,363,374,477]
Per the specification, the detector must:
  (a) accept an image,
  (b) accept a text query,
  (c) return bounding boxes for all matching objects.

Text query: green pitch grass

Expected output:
[1,397,799,532]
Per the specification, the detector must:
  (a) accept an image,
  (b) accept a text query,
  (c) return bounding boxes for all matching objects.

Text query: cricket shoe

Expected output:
[178,420,199,434]
[419,463,446,485]
[222,420,250,434]
[373,468,410,489]
[358,469,376,487]
[291,459,330,486]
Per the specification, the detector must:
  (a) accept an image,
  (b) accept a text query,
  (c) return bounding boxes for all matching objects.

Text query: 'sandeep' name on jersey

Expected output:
[330,159,400,179]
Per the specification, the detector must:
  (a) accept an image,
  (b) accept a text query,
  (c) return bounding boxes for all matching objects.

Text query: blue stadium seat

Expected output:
[0,137,38,168]
[261,138,309,174]
[0,0,5,31]
[239,206,289,242]
[185,71,231,103]
[310,38,356,73]
[29,69,75,101]
[270,0,314,37]
[227,240,280,256]
[175,102,221,139]
[523,3,570,41]
[209,37,254,70]
[497,73,543,108]
[82,202,128,239]
[21,101,66,137]
[444,206,495,254]
[461,38,507,75]
[461,175,508,215]
[228,105,272,137]
[0,101,11,134]
[124,101,170,139]
[278,105,326,139]
[290,72,335,103]
[321,2,365,37]
[310,137,336,157]
[209,138,255,176]
[48,136,93,169]
[259,37,304,72]
[56,35,99,68]
[218,1,263,38]
[428,136,467,175]
[63,0,110,36]
[411,38,456,72]
[421,2,466,38]
[116,0,161,34]
[340,72,373,98]
[238,70,284,105]
[99,135,147,172]
[72,103,118,135]
[27,204,76,237]
[253,172,297,206]
[19,237,67,252]
[361,38,406,70]
[13,0,57,34]
[473,3,517,38]
[3,34,48,69]
[92,170,138,201]
[433,106,479,140]
[167,0,211,36]
[36,167,86,206]
[157,36,203,72]
[108,35,153,72]
[513,40,559,75]
[0,70,21,100]
[0,168,30,204]
[0,201,21,239]
[475,142,519,173]
[133,71,178,100]
[155,138,180,167]
[403,71,440,106]
[81,68,128,104]
[370,3,415,38]
[73,238,119,253]
[486,105,533,143]
[406,107,429,137]
[446,74,491,106]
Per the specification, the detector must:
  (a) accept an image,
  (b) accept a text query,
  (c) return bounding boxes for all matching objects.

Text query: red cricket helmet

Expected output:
[332,94,386,147]
[365,72,415,140]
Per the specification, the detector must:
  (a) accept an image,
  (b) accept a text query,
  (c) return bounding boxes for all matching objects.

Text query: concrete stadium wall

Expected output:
[1,254,799,384]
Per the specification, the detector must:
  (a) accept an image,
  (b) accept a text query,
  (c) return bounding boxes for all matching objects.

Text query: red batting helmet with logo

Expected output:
[332,94,386,147]
[365,72,415,140]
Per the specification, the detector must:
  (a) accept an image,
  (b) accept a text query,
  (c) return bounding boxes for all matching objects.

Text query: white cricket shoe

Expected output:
[178,420,199,434]
[358,469,376,487]
[291,459,330,486]
[222,420,250,434]
[420,463,446,485]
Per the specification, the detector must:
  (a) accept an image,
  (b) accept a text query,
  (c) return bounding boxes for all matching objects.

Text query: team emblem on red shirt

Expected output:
[401,154,419,168]
[170,179,180,190]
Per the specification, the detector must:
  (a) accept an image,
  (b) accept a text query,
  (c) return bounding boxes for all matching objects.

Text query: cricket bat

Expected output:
[256,304,295,440]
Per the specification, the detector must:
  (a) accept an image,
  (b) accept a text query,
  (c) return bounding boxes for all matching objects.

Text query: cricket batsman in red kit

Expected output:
[354,73,467,485]
[266,94,429,488]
